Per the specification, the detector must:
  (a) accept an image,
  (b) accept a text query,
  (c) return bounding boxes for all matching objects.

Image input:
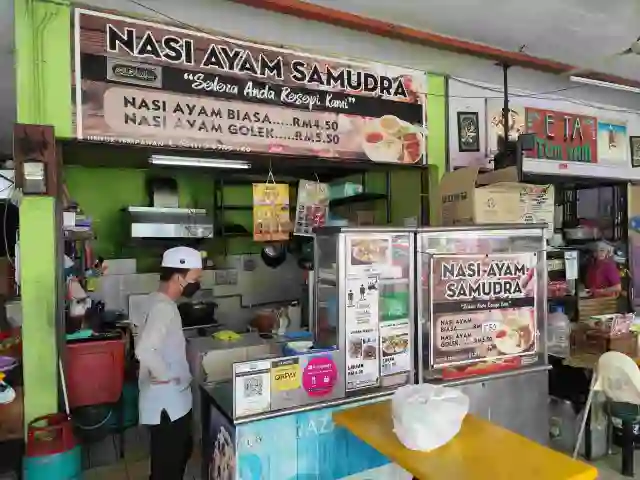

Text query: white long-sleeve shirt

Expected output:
[135,292,192,425]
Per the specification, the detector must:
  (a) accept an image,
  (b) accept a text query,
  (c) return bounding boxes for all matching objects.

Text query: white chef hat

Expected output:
[161,246,202,269]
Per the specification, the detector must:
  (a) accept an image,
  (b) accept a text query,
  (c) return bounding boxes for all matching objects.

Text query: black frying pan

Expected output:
[261,243,287,268]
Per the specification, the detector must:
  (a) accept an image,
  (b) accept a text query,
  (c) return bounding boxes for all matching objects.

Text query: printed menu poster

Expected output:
[253,183,291,241]
[380,319,411,376]
[430,253,537,367]
[234,360,271,417]
[347,236,392,275]
[294,180,329,236]
[345,275,380,390]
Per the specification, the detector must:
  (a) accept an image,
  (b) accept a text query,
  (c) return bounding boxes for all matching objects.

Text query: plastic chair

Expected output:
[574,351,640,476]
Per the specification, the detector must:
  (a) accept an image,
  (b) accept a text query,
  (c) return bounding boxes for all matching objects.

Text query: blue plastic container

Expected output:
[24,446,82,480]
[282,341,336,357]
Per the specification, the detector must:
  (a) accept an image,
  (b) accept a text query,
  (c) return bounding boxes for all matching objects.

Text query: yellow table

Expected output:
[333,401,598,480]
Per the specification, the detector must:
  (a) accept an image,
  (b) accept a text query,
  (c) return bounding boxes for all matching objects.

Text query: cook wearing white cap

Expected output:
[135,246,202,479]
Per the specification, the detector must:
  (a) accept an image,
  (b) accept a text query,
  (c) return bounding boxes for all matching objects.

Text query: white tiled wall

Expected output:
[103,254,303,332]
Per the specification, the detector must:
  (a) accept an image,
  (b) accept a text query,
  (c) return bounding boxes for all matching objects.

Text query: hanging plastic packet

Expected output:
[294,178,328,236]
[253,170,290,241]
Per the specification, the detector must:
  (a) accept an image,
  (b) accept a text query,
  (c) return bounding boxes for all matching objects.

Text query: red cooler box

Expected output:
[65,338,125,408]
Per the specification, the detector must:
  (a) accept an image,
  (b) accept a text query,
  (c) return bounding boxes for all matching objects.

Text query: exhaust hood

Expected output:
[125,206,214,239]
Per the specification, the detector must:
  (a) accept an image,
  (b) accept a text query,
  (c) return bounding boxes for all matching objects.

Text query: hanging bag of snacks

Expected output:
[253,170,291,242]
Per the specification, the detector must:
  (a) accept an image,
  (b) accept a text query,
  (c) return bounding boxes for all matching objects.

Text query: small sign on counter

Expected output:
[302,355,338,397]
[266,351,345,412]
[234,360,272,417]
[271,358,301,392]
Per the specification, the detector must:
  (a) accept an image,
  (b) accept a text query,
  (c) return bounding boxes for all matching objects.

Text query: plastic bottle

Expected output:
[548,305,571,357]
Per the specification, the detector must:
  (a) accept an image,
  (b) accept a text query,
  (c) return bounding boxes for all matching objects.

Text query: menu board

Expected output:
[430,253,537,367]
[345,274,381,390]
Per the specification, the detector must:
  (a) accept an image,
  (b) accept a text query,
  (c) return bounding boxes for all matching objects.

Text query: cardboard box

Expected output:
[433,166,554,236]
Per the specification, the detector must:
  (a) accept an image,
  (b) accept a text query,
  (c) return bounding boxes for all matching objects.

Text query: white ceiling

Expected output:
[306,0,640,79]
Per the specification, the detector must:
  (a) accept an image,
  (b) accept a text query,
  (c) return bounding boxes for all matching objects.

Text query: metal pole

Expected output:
[502,63,511,153]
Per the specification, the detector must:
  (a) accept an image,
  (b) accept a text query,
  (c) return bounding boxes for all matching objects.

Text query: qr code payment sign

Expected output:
[244,376,263,398]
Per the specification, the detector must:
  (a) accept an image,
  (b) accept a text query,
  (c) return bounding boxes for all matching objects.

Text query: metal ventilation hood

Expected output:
[125,206,214,239]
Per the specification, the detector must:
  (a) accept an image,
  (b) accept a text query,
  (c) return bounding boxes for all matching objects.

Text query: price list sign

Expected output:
[429,253,538,367]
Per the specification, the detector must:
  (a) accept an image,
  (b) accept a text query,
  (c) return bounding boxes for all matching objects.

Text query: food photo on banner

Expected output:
[429,253,538,377]
[72,9,427,163]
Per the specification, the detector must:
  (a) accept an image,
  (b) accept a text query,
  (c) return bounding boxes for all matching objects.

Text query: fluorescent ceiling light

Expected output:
[569,76,640,94]
[150,155,251,169]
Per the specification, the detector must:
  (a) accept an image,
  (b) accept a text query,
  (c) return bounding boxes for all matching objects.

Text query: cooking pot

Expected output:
[261,243,287,268]
[177,301,218,328]
[251,309,277,334]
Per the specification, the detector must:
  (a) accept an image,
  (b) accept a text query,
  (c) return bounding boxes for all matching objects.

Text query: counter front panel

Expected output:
[206,395,410,479]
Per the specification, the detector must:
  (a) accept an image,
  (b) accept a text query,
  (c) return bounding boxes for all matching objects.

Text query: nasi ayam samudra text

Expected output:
[438,259,530,351]
[104,24,413,140]
[441,260,529,300]
[106,23,411,98]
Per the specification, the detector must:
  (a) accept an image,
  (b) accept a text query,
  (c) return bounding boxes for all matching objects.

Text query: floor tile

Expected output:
[589,448,640,479]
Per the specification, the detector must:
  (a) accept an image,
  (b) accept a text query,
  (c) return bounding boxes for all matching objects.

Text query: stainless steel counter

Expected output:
[187,332,281,442]
[199,379,396,425]
[429,365,551,445]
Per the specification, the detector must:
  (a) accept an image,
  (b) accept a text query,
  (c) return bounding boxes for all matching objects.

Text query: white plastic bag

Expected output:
[392,384,469,451]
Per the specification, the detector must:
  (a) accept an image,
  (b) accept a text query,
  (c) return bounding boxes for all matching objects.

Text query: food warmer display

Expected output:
[417,224,550,444]
[200,227,417,480]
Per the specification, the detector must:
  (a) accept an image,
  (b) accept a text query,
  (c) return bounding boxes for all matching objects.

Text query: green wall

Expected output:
[64,166,216,261]
[64,165,421,261]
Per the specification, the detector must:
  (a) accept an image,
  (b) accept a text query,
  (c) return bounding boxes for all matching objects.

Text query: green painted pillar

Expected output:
[15,0,73,135]
[19,198,59,424]
[15,0,73,425]
[427,74,448,223]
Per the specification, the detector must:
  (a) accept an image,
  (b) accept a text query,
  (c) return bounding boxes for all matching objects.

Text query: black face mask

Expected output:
[181,281,201,298]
